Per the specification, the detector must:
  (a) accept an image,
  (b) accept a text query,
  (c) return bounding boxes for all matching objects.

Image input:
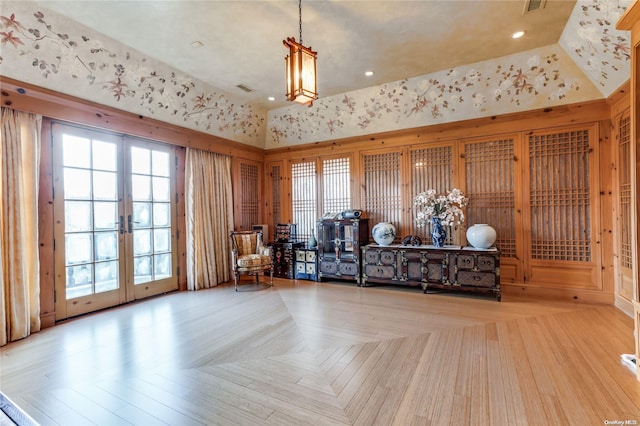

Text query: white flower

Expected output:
[534,75,546,91]
[499,79,512,91]
[473,93,486,109]
[577,26,599,44]
[413,188,468,227]
[527,55,541,68]
[417,79,430,92]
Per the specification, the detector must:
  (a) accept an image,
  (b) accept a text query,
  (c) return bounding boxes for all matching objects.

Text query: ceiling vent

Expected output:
[236,84,254,93]
[523,0,546,14]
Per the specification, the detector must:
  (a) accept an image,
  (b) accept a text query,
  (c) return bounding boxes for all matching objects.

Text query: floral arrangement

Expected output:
[413,188,468,227]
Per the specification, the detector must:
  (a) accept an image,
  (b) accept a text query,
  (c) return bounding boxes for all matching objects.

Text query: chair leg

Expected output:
[234,271,239,291]
[269,267,273,287]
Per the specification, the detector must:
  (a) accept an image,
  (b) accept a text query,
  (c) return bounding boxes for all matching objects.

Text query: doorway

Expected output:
[52,123,178,320]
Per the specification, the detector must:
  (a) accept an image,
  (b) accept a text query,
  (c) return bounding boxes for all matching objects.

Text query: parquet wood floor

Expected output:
[1,279,639,425]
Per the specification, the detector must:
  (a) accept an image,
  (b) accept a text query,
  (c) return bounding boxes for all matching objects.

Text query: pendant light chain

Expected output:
[299,0,303,45]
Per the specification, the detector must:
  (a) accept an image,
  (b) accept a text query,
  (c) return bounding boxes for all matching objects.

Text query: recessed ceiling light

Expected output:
[512,30,525,39]
[191,40,204,48]
[268,96,275,101]
[365,70,375,77]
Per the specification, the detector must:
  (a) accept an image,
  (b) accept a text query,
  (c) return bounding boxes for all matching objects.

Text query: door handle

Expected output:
[127,215,140,233]
[119,215,125,234]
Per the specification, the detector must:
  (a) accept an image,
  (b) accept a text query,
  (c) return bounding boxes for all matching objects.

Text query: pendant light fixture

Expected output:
[283,0,318,106]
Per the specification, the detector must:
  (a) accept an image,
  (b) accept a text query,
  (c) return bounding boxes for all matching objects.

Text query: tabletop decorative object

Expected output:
[413,188,468,247]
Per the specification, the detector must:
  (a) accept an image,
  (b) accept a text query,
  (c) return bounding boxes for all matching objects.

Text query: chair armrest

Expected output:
[231,248,238,270]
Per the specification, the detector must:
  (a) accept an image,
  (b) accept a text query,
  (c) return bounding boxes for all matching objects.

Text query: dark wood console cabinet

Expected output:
[361,244,501,301]
[272,241,304,278]
[317,218,369,284]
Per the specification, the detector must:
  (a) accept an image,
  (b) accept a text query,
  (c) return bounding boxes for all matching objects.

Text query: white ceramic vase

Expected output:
[372,222,396,246]
[466,224,497,249]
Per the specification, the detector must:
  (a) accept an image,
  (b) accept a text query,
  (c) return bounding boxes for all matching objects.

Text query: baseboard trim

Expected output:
[501,283,614,305]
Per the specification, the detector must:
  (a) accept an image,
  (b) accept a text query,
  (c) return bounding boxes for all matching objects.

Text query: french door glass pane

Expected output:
[63,169,91,199]
[134,256,152,284]
[95,261,118,292]
[94,202,118,230]
[66,265,93,298]
[154,229,170,252]
[132,175,151,200]
[154,254,171,279]
[152,151,170,176]
[92,140,117,171]
[153,203,170,227]
[63,135,91,168]
[65,201,92,232]
[95,232,118,261]
[153,177,170,201]
[134,230,152,255]
[93,171,117,200]
[131,147,151,174]
[133,202,152,227]
[65,233,93,264]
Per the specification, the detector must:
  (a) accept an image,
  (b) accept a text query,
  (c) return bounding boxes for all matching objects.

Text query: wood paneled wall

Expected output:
[264,99,621,304]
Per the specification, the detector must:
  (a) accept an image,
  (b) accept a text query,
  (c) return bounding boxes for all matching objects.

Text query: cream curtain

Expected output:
[1,108,42,346]
[185,148,234,290]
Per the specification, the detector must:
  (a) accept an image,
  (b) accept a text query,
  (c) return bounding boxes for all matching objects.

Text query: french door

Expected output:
[52,123,178,320]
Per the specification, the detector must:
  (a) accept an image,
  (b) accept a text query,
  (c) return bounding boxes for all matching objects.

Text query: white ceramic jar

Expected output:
[466,224,497,249]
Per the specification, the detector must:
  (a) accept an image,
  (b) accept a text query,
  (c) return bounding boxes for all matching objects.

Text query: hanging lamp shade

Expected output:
[283,37,318,106]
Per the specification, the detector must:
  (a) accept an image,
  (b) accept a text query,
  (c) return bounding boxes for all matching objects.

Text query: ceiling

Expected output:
[29,0,577,110]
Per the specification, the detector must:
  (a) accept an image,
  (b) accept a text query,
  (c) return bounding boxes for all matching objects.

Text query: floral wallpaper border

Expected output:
[559,0,632,96]
[0,2,267,148]
[266,0,631,148]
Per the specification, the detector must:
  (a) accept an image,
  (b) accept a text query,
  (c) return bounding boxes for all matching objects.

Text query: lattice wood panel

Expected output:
[618,115,632,269]
[323,157,351,214]
[240,163,259,230]
[529,130,591,261]
[410,146,453,242]
[363,152,402,239]
[464,139,516,257]
[291,161,317,241]
[270,164,282,227]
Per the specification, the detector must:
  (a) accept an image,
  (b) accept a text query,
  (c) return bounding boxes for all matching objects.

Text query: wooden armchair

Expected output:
[229,230,273,291]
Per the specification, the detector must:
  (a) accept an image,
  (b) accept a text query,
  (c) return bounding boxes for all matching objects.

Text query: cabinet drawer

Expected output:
[364,264,395,279]
[306,263,316,274]
[320,261,338,274]
[457,254,475,270]
[401,250,422,261]
[424,252,446,261]
[364,249,395,265]
[457,271,496,287]
[338,262,359,276]
[477,255,496,271]
[296,263,306,273]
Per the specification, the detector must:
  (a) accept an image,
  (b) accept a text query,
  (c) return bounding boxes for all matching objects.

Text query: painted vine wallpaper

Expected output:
[0,0,632,150]
[266,0,631,148]
[0,2,267,148]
